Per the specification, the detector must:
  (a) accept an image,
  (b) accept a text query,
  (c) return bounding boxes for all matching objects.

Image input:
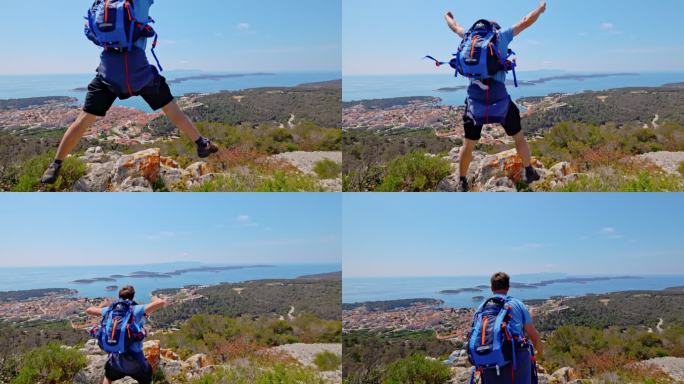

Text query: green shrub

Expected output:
[556,169,684,192]
[378,151,451,192]
[313,351,341,371]
[11,152,86,192]
[191,171,323,192]
[678,161,684,177]
[192,364,324,384]
[381,354,450,384]
[313,159,341,179]
[12,344,86,384]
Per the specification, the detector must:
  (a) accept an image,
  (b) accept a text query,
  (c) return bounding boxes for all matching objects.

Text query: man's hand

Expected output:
[539,1,547,14]
[444,10,465,38]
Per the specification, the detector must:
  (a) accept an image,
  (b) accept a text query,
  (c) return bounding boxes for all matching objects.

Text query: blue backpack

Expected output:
[92,299,146,354]
[84,0,163,71]
[467,296,520,380]
[426,19,518,87]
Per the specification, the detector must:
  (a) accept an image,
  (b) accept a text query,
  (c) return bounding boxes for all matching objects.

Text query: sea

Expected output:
[0,262,341,300]
[343,71,684,106]
[343,274,684,309]
[0,71,341,112]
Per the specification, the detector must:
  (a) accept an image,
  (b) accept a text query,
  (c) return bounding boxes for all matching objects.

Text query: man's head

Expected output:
[490,20,502,30]
[490,272,510,294]
[119,285,135,300]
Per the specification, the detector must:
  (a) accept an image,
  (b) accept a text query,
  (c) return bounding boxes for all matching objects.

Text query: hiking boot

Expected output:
[40,162,62,184]
[458,178,470,192]
[525,167,541,183]
[197,140,219,158]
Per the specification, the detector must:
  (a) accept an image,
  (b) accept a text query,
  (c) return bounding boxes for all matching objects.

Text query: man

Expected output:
[41,0,218,184]
[480,272,543,384]
[444,2,547,192]
[86,285,168,384]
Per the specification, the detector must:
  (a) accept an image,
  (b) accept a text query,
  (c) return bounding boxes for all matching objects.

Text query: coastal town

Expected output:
[342,96,516,146]
[343,300,475,341]
[0,286,204,326]
[0,95,189,145]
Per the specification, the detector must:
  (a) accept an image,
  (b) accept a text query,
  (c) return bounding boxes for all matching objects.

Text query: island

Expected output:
[105,285,118,292]
[439,287,483,294]
[72,277,117,284]
[167,73,274,84]
[472,296,485,302]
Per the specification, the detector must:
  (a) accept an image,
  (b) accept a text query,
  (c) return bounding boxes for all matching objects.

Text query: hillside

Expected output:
[149,84,341,135]
[342,85,684,192]
[0,276,343,383]
[0,81,343,192]
[152,278,341,327]
[342,288,684,383]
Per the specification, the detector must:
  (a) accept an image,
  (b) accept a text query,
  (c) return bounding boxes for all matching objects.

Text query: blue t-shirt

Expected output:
[101,304,147,353]
[478,294,532,337]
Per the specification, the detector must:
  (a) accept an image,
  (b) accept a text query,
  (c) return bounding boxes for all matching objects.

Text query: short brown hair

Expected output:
[491,272,510,292]
[119,285,135,300]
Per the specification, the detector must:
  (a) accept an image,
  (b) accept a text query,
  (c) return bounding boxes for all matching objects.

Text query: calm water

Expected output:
[343,274,684,309]
[0,262,341,300]
[343,71,684,105]
[0,71,341,112]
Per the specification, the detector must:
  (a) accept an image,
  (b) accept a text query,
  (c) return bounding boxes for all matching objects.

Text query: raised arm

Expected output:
[513,1,547,37]
[444,11,465,38]
[144,297,168,316]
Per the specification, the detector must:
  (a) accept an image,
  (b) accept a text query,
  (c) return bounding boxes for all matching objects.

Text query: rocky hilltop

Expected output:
[72,339,341,384]
[436,146,684,192]
[443,350,684,383]
[71,146,342,192]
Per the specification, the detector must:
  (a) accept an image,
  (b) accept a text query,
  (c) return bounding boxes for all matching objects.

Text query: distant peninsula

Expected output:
[435,73,640,92]
[297,271,342,280]
[71,265,275,284]
[343,298,444,312]
[167,73,274,84]
[440,287,482,294]
[0,288,77,302]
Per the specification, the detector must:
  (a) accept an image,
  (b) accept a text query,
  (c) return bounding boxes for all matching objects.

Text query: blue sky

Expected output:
[0,193,341,267]
[0,0,341,75]
[343,194,684,277]
[343,0,684,75]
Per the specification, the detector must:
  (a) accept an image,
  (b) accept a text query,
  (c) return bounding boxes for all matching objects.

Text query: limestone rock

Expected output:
[115,177,153,192]
[186,161,212,180]
[551,367,578,383]
[113,148,161,185]
[634,151,684,175]
[186,353,212,371]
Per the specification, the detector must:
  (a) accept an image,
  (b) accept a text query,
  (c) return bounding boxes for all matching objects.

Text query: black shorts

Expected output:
[83,73,174,117]
[462,100,522,141]
[104,353,152,384]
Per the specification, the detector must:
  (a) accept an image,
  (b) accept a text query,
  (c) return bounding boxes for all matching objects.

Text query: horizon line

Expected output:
[0,69,342,77]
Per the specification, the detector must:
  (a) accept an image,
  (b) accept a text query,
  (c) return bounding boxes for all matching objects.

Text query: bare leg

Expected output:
[55,112,98,161]
[162,101,201,142]
[102,377,112,384]
[512,131,532,167]
[459,138,478,177]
